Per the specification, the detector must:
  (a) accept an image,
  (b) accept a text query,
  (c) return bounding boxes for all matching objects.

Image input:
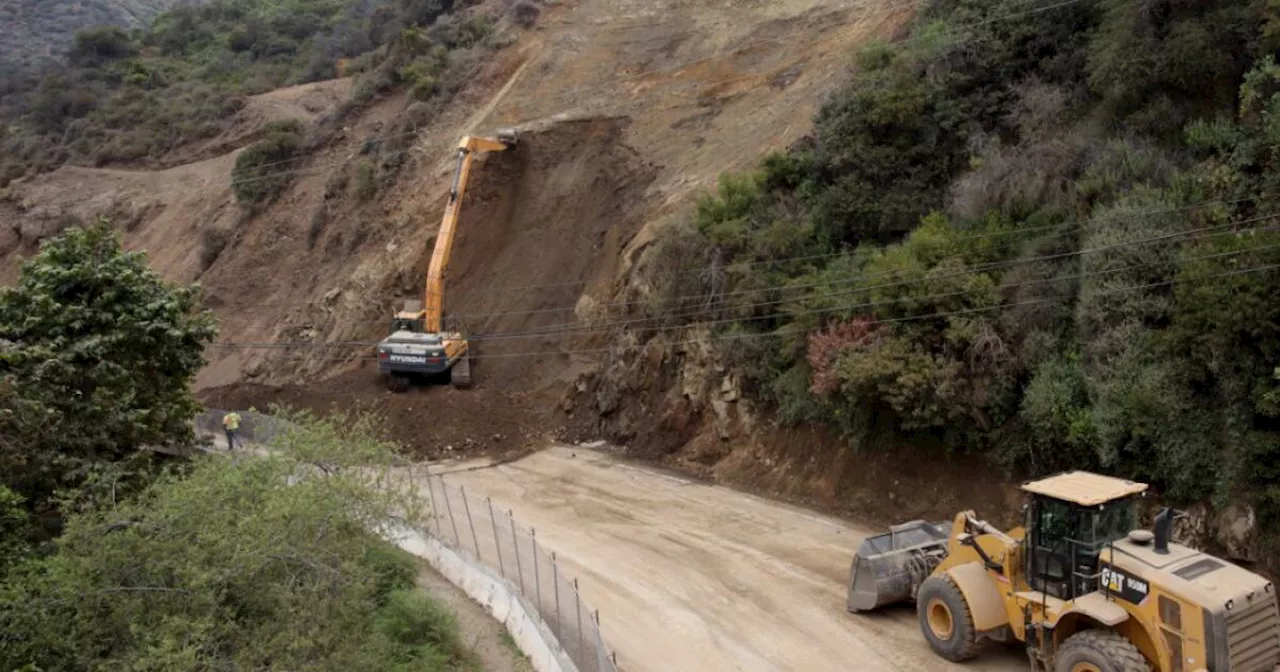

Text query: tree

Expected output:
[68,26,138,67]
[0,219,217,537]
[0,408,475,671]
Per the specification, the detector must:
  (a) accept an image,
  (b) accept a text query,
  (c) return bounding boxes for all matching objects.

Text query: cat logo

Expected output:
[1100,563,1149,604]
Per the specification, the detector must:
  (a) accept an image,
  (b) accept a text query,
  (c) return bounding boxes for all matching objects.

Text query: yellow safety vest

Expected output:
[222,413,241,430]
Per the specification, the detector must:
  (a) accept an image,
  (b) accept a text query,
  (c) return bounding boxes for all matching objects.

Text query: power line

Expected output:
[207,262,1280,362]
[205,236,1280,351]
[208,210,1280,345]
[213,194,1258,314]
[472,237,1280,343]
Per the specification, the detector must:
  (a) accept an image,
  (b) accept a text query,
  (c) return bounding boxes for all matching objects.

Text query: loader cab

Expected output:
[1020,471,1147,600]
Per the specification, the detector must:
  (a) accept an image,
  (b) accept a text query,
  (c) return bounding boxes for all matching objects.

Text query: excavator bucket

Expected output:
[847,520,952,612]
[496,128,517,146]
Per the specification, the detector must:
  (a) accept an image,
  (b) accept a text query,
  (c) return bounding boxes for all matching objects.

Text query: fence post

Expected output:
[575,578,584,664]
[594,610,606,672]
[532,527,542,612]
[442,479,461,547]
[552,551,563,646]
[460,485,480,561]
[426,473,443,536]
[488,497,505,578]
[510,509,525,593]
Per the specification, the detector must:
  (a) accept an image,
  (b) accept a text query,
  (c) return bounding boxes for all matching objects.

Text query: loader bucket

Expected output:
[847,519,952,612]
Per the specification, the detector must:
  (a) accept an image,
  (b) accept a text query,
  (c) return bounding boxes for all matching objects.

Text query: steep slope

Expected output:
[0,0,185,69]
[0,78,355,285]
[3,0,933,496]
[185,0,914,392]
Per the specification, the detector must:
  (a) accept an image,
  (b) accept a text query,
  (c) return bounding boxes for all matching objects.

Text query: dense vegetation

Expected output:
[0,0,498,185]
[0,220,217,543]
[0,0,184,72]
[0,222,473,670]
[648,0,1280,543]
[0,409,476,670]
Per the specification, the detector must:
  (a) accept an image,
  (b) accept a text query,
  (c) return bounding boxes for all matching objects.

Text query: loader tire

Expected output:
[916,574,980,662]
[1053,630,1151,672]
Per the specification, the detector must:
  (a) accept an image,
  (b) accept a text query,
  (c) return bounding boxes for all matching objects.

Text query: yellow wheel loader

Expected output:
[847,471,1280,671]
[376,130,517,392]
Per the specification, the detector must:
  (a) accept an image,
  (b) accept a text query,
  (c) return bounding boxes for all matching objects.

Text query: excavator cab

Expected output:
[391,316,425,333]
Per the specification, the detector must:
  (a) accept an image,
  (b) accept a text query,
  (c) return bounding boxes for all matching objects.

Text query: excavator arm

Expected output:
[422,130,517,332]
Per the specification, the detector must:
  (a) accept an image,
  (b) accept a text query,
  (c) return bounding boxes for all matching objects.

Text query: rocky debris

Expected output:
[575,293,606,322]
[595,378,619,415]
[0,222,19,257]
[1214,503,1257,562]
[1170,502,1210,551]
[1150,500,1258,563]
[322,287,342,308]
[721,374,740,402]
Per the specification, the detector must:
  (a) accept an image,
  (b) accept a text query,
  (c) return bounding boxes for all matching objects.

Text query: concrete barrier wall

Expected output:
[382,522,579,672]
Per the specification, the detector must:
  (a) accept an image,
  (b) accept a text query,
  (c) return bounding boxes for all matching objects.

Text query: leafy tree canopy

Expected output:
[0,219,216,538]
[0,408,477,671]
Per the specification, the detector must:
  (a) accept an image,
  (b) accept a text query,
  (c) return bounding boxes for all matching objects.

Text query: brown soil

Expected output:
[185,79,354,162]
[198,367,555,462]
[414,563,533,672]
[1,0,1034,560]
[401,116,659,393]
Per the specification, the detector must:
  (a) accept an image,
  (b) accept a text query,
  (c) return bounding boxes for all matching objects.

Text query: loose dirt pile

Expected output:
[202,116,657,460]
[199,368,555,461]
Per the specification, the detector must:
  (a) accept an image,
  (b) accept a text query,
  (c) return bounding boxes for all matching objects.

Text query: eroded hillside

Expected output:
[1,0,1058,550]
[3,0,913,398]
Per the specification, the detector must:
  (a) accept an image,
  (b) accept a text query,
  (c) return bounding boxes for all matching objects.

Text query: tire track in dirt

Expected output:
[435,445,1027,672]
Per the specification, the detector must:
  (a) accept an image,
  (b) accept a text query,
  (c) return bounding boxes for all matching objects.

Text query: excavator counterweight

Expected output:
[375,130,517,392]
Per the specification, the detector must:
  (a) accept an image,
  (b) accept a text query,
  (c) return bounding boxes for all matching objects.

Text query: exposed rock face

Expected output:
[566,325,757,458]
[1154,500,1258,564]
[1214,502,1257,562]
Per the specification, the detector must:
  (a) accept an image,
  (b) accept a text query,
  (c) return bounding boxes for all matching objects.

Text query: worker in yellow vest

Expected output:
[222,411,242,450]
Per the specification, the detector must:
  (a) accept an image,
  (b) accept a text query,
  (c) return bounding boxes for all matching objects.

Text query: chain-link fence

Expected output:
[420,470,620,672]
[193,409,620,672]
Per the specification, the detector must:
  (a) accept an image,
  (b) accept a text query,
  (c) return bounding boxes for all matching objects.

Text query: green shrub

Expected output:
[375,589,479,669]
[231,119,306,207]
[511,1,541,28]
[1,0,488,176]
[354,161,378,201]
[0,409,445,671]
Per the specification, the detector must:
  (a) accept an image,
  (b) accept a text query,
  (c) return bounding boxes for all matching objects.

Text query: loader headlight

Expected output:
[1225,599,1234,611]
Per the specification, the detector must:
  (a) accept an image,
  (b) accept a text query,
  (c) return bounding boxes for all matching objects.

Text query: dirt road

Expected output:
[435,446,1026,672]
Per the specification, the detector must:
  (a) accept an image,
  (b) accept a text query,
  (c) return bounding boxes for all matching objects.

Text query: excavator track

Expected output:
[387,373,410,393]
[376,131,512,395]
[451,355,472,389]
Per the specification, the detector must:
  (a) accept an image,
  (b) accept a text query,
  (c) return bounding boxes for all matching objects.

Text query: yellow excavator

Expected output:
[847,471,1280,671]
[376,130,517,392]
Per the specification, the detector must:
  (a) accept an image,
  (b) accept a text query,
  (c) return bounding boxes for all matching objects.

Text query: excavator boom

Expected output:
[376,129,516,392]
[422,132,516,332]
